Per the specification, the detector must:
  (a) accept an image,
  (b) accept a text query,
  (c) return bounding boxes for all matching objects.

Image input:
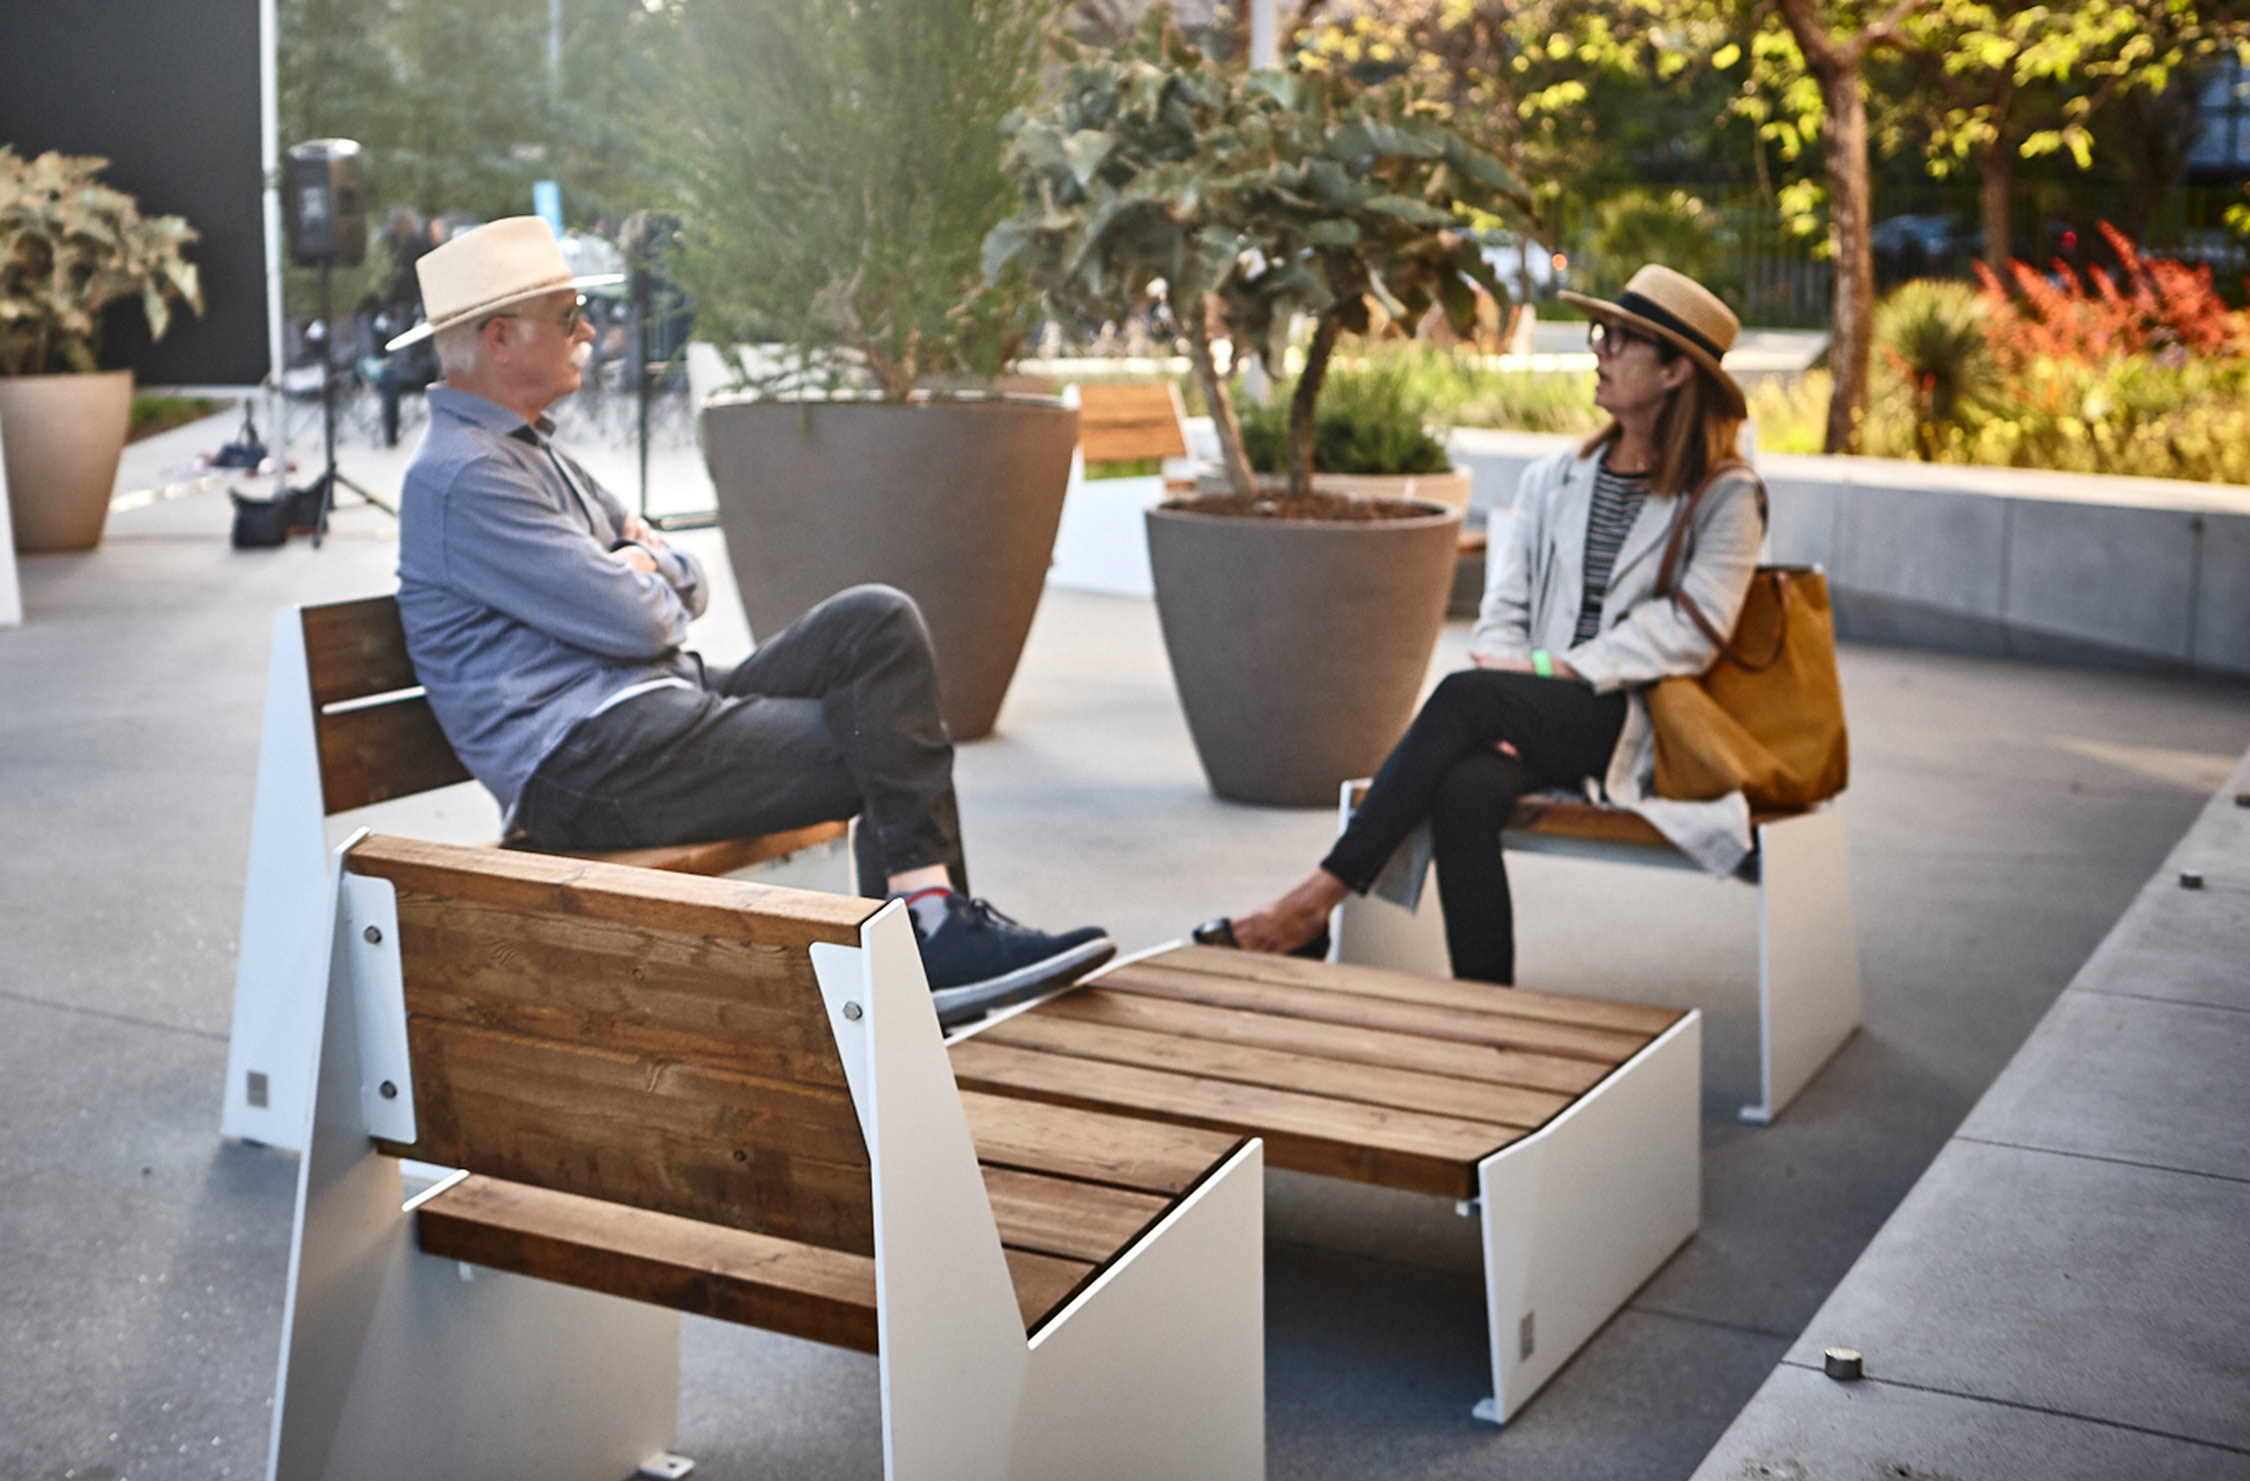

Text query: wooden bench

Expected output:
[949,943,1701,1427]
[222,594,854,1154]
[1047,382,1193,598]
[271,835,1264,1480]
[1335,785,1862,1125]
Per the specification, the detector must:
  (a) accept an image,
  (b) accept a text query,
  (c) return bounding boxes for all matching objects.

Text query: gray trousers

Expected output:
[512,584,964,897]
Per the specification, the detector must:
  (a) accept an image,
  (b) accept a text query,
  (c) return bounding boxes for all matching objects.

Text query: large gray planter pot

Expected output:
[1147,498,1464,806]
[704,397,1078,741]
[0,370,133,552]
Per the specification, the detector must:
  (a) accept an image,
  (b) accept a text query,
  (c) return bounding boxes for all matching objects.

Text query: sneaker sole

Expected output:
[931,935,1117,1029]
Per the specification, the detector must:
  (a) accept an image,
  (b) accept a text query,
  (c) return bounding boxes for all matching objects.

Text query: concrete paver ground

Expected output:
[3,408,2246,1479]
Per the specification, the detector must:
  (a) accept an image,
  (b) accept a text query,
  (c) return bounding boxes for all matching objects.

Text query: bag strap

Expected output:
[1654,458,1788,674]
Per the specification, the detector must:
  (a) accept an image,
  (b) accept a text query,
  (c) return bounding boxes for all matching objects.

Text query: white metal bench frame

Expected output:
[1333,785,1862,1125]
[267,845,1267,1481]
[221,604,854,1153]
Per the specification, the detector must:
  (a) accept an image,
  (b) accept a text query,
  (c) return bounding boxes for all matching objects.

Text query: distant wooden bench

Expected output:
[1048,382,1194,598]
[1336,784,1862,1125]
[949,943,1701,1427]
[271,836,1263,1481]
[221,594,854,1154]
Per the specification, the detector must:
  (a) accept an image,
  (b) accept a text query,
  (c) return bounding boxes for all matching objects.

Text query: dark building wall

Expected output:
[1,2,269,386]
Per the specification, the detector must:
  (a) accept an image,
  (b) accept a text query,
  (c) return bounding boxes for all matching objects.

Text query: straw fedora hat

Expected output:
[384,216,625,351]
[1559,264,1746,417]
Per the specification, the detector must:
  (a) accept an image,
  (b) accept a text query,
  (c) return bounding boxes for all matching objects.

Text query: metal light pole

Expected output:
[1249,0,1278,68]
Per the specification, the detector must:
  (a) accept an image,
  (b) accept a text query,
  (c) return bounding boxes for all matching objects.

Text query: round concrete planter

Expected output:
[1147,497,1464,806]
[0,370,134,552]
[703,396,1077,741]
[1203,466,1473,513]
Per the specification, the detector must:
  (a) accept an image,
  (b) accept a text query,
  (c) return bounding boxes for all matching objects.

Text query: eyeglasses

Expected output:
[1588,320,1658,358]
[483,294,587,336]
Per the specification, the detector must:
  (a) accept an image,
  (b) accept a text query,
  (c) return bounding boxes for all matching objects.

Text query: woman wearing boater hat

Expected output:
[1196,265,1766,983]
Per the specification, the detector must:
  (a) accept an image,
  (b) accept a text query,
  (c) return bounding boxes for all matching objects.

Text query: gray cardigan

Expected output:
[1372,446,1767,905]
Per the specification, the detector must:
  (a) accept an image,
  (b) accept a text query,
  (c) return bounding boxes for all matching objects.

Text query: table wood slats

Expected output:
[949,946,1687,1202]
[1098,962,1651,1064]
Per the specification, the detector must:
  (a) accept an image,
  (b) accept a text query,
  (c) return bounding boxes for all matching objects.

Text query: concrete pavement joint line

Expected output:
[1626,1304,1797,1342]
[2070,983,2250,1015]
[1950,1135,2250,1187]
[0,985,228,1044]
[1770,1362,2250,1456]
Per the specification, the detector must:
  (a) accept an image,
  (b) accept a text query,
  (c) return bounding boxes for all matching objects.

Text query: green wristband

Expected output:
[1531,649,1553,679]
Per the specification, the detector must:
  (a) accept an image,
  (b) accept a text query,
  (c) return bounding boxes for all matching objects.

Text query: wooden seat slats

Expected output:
[950,945,1689,1201]
[416,1173,883,1351]
[414,1147,1192,1344]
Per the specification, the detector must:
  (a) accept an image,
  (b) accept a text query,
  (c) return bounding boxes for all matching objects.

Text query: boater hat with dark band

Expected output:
[1559,264,1746,418]
[384,216,625,352]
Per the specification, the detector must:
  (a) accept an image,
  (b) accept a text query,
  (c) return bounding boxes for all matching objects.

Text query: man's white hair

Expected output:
[433,318,498,380]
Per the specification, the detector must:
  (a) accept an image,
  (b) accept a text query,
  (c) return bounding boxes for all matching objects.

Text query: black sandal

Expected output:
[1192,917,1332,961]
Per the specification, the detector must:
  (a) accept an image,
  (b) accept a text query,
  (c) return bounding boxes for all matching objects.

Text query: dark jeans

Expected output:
[513,584,963,898]
[1321,669,1627,985]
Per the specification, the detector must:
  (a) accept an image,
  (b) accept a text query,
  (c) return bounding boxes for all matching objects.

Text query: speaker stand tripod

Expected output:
[296,259,395,547]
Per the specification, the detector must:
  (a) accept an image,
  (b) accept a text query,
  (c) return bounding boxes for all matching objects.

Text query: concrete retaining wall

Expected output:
[1448,427,2250,680]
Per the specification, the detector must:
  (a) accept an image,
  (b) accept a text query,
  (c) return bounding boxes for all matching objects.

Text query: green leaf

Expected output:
[1064,129,1116,186]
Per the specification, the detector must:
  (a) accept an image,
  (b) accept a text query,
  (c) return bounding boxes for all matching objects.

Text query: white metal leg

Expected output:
[1334,882,1450,978]
[1741,800,1862,1124]
[225,610,332,1150]
[813,905,1265,1480]
[269,861,679,1481]
[0,418,23,627]
[1473,1012,1702,1425]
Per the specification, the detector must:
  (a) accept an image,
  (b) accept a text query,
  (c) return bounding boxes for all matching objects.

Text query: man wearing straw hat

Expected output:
[388,217,1113,1025]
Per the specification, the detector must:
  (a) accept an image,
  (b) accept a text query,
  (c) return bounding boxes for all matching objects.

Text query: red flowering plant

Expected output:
[1974,221,2246,376]
[1945,222,2250,482]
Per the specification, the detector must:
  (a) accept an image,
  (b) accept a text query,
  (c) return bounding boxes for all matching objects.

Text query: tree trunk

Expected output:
[1815,64,1876,455]
[1775,0,1881,456]
[1185,291,1257,497]
[1976,133,2013,275]
[1286,313,1343,500]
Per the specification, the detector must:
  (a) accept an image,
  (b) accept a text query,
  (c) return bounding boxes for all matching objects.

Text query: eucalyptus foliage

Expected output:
[0,148,203,377]
[665,0,1051,400]
[985,11,1525,498]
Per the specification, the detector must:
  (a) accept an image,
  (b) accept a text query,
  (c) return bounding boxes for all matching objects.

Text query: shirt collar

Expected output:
[427,385,558,443]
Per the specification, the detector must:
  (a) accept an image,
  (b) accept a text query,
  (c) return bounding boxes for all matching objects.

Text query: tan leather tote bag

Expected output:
[1645,464,1849,811]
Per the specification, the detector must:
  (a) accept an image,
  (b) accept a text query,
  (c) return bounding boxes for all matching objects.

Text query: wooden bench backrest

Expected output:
[303,595,474,814]
[346,833,886,1256]
[1077,382,1189,465]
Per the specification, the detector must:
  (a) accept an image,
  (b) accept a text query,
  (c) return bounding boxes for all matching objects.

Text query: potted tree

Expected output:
[0,148,203,553]
[665,0,1066,742]
[986,15,1523,804]
[1234,359,1472,512]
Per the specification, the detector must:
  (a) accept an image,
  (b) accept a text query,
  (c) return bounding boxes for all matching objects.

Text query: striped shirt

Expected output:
[1573,462,1651,644]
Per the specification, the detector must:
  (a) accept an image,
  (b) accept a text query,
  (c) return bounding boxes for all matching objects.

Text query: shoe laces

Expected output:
[953,896,1021,932]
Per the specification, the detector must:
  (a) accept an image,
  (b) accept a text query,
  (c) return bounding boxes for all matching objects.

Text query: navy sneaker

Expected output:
[909,893,1115,1028]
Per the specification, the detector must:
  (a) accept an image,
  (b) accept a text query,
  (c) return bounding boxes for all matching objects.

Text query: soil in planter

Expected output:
[1167,491,1434,523]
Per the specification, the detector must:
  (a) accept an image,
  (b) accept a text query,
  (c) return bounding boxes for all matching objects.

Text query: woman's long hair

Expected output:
[1578,347,1745,496]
